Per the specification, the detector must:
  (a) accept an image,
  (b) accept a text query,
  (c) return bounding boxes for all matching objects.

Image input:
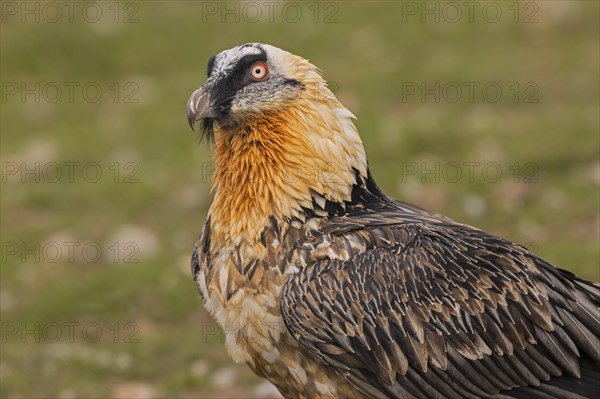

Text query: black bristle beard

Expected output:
[197,118,215,145]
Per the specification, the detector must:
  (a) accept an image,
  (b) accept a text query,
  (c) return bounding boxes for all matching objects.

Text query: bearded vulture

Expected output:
[186,43,599,399]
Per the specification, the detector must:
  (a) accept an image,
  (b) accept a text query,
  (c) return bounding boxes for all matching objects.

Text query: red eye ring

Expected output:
[250,61,268,80]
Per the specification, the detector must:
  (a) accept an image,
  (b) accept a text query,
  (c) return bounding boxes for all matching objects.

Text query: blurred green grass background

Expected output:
[1,1,598,398]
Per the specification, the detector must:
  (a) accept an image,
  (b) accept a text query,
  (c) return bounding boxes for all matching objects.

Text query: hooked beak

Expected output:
[186,86,212,131]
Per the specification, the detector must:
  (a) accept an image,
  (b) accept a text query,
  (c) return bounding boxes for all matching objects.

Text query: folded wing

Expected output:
[282,221,600,399]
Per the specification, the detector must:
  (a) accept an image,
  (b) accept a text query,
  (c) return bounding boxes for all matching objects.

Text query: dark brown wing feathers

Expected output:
[282,211,600,399]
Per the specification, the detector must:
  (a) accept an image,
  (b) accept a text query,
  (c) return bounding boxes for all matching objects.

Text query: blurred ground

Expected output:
[1,1,598,398]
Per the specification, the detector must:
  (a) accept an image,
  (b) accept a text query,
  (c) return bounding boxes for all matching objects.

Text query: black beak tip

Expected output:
[187,106,197,132]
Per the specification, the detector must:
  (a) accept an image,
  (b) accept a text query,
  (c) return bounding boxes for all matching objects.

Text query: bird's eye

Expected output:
[250,62,268,81]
